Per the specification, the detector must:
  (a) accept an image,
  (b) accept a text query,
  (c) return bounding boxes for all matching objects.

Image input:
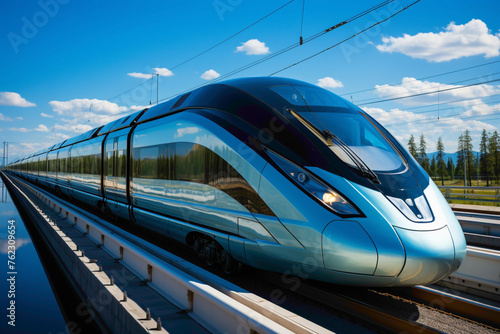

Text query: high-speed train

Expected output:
[6,77,466,286]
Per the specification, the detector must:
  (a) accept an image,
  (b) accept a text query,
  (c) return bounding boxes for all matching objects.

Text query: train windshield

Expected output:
[271,85,405,173]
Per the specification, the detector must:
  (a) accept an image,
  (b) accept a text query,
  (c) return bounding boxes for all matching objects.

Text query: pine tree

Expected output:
[488,131,500,184]
[457,130,474,186]
[408,135,418,160]
[418,134,430,173]
[436,137,447,185]
[430,156,437,177]
[479,130,489,186]
[447,157,455,181]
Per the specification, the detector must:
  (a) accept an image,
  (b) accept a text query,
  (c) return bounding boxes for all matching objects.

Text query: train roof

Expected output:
[97,109,146,136]
[223,76,317,91]
[136,77,316,124]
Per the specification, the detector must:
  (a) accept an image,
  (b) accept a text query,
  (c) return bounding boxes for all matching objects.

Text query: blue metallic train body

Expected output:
[6,77,467,286]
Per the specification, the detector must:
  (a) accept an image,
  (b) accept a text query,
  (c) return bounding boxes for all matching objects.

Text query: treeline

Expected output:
[407,130,500,186]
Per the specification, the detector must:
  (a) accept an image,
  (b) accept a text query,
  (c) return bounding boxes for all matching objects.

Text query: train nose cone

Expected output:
[394,226,456,285]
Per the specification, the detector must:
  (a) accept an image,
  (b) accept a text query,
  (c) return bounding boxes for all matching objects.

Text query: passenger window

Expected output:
[107,151,114,177]
[134,145,160,179]
[132,141,273,215]
[117,149,126,178]
[175,143,206,183]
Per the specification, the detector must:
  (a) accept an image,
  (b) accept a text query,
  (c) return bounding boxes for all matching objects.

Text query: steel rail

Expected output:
[407,286,500,329]
[257,271,441,334]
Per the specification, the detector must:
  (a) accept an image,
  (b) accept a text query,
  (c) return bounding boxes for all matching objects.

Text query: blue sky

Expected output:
[1,0,500,162]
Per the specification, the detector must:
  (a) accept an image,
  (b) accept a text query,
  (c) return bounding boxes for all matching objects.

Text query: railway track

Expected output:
[7,173,500,333]
[256,270,500,333]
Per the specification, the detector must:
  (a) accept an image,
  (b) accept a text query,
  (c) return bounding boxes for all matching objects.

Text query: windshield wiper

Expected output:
[289,109,380,183]
[323,130,380,184]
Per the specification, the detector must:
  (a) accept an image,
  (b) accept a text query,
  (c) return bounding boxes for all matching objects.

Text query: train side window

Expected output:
[104,136,126,178]
[91,153,101,175]
[132,140,274,216]
[134,145,160,179]
[175,143,206,183]
[59,157,66,174]
[117,149,126,177]
[157,144,168,179]
[106,151,114,177]
[117,135,127,178]
[205,147,273,215]
[71,154,80,174]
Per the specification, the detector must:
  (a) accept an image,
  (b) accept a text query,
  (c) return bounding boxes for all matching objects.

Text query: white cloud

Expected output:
[152,67,174,76]
[0,113,12,121]
[40,113,54,118]
[235,39,270,55]
[375,19,500,62]
[53,123,93,134]
[34,124,49,132]
[6,142,47,162]
[127,72,152,79]
[9,127,30,132]
[16,117,23,120]
[374,77,500,106]
[127,67,174,79]
[201,69,220,80]
[461,102,500,117]
[317,77,343,89]
[0,92,36,107]
[49,98,128,116]
[44,98,144,143]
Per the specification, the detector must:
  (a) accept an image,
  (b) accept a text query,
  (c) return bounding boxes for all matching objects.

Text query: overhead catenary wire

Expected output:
[50,0,398,147]
[268,0,420,76]
[341,59,500,97]
[211,0,395,81]
[166,0,295,73]
[382,106,500,128]
[366,96,500,118]
[158,0,397,103]
[357,78,500,106]
[105,0,295,104]
[353,72,500,104]
[49,0,422,150]
[369,95,500,127]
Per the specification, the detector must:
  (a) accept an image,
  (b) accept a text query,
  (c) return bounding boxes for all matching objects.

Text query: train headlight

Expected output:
[267,150,361,216]
[322,192,339,204]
